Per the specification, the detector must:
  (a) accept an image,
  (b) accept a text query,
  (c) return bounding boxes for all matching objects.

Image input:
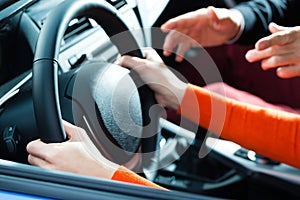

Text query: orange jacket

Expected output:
[112,84,300,188]
[179,84,300,168]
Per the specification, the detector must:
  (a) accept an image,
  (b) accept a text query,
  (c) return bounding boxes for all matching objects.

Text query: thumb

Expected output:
[62,120,86,142]
[116,56,147,70]
[208,6,218,20]
[63,120,77,139]
[207,7,220,29]
[269,22,288,33]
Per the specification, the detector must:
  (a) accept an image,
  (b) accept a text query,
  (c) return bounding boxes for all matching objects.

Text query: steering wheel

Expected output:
[32,0,160,165]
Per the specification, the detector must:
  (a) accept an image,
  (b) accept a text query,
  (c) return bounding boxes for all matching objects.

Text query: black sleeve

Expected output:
[233,0,300,45]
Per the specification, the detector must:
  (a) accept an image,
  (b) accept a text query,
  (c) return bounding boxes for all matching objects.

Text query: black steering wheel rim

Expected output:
[32,0,159,163]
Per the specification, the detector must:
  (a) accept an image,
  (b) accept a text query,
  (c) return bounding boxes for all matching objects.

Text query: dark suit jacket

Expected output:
[234,0,300,44]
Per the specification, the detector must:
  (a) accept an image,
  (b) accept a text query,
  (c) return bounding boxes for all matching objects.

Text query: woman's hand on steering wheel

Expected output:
[27,121,119,179]
[116,48,188,110]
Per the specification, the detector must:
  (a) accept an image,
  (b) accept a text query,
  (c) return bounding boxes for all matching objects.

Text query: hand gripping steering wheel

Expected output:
[33,0,160,166]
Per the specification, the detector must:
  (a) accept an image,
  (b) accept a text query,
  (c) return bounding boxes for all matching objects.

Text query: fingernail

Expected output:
[161,26,168,33]
[245,52,253,62]
[176,56,183,62]
[163,51,171,57]
[277,68,285,77]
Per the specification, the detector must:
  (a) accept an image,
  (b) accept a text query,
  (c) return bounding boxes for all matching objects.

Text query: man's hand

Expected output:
[246,23,300,78]
[161,7,243,62]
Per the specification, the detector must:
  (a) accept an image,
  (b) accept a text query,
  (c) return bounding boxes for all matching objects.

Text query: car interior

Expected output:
[0,0,300,199]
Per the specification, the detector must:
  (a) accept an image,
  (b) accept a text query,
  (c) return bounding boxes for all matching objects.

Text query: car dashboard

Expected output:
[0,0,145,151]
[0,0,300,199]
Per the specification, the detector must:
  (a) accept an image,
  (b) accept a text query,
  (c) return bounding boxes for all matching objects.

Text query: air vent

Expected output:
[64,17,93,41]
[105,0,127,9]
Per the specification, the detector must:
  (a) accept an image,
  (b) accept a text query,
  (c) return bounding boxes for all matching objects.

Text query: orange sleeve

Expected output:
[111,166,166,190]
[178,84,300,168]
